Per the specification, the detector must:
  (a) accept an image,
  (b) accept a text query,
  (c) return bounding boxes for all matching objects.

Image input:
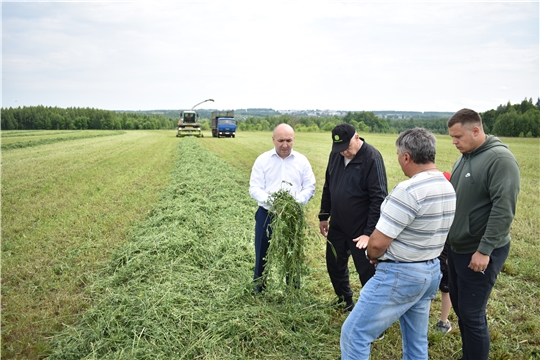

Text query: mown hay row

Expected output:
[49,137,339,360]
[1,131,126,150]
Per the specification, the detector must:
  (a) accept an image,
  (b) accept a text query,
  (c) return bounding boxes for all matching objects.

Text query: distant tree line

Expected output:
[234,98,539,137]
[480,98,540,137]
[0,106,176,130]
[2,98,538,137]
[234,111,442,134]
[235,98,539,137]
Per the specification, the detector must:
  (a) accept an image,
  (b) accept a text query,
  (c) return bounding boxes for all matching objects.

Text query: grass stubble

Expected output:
[1,130,539,359]
[1,131,178,358]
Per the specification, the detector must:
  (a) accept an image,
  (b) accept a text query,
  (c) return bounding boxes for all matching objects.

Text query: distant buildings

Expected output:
[278,109,349,117]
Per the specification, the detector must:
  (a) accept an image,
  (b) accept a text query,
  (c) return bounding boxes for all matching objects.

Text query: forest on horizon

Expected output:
[1,97,539,137]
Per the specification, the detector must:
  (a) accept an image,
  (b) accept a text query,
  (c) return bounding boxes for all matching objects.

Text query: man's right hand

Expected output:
[319,220,329,237]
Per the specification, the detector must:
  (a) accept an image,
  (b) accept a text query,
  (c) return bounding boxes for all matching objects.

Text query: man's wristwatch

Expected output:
[365,249,373,261]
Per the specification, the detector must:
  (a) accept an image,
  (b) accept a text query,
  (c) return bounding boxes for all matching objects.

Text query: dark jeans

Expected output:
[253,207,272,291]
[438,244,450,293]
[326,231,375,301]
[448,243,510,360]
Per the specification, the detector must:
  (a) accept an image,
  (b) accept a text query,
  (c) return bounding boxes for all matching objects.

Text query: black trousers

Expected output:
[253,207,272,289]
[326,232,375,300]
[448,243,509,360]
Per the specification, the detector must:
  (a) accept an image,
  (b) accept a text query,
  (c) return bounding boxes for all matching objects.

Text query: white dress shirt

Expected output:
[249,148,316,209]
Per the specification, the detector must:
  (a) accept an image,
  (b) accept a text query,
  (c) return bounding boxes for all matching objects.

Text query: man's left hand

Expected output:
[469,251,490,273]
[353,235,370,249]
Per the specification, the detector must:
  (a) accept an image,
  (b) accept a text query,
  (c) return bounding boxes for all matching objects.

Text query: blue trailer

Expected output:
[211,110,236,138]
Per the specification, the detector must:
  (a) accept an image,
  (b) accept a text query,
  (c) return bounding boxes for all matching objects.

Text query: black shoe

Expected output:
[252,283,266,294]
[332,297,355,311]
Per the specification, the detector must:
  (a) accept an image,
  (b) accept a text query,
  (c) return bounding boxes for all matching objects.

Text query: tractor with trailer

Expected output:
[211,110,236,138]
[176,98,214,138]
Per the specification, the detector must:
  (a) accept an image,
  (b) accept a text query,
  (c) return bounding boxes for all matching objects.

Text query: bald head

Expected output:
[273,123,294,136]
[272,123,295,158]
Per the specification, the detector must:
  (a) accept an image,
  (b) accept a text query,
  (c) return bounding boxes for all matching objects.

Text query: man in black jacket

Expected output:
[319,123,388,310]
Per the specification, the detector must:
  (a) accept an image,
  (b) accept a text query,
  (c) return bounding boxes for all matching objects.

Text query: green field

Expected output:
[1,130,539,359]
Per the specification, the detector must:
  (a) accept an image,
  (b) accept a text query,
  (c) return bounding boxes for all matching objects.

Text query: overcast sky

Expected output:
[2,1,538,112]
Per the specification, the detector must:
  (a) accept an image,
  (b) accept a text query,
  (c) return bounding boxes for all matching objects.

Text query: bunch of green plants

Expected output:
[263,187,310,291]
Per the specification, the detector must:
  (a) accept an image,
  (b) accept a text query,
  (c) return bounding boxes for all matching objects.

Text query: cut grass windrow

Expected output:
[48,137,341,360]
[1,130,126,150]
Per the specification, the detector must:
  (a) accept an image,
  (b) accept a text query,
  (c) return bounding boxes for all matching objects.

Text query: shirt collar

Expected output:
[272,148,295,159]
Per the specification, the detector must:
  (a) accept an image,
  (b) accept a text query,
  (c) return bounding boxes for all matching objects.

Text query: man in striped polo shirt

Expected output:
[341,127,456,360]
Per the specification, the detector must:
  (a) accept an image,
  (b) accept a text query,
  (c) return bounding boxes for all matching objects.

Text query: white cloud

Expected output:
[2,1,538,112]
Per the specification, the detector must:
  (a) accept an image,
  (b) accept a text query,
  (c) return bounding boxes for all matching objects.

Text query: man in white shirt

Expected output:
[249,123,316,292]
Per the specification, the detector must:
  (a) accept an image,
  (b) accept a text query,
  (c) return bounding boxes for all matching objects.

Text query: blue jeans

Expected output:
[447,243,509,360]
[341,259,441,360]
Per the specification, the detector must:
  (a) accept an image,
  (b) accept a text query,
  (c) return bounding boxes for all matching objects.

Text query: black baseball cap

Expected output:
[331,123,356,153]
